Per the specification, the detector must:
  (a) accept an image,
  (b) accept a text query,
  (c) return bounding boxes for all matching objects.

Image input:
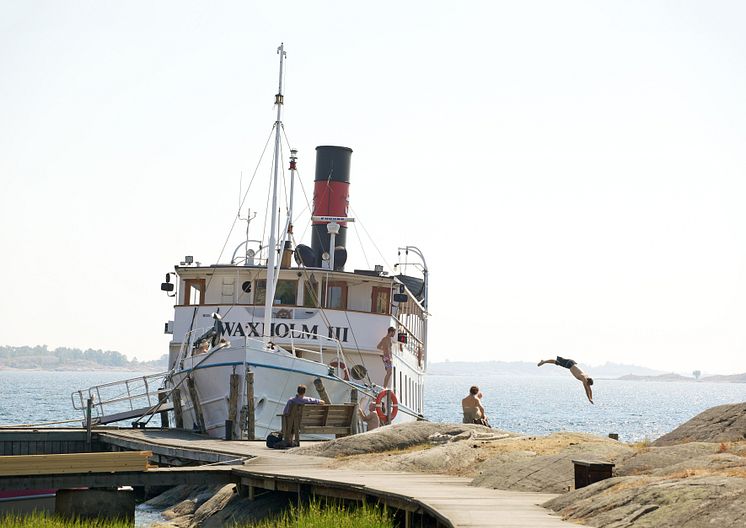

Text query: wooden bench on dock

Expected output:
[281,403,356,447]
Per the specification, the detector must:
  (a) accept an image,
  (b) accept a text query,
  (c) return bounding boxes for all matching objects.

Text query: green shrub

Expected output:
[239,500,394,528]
[0,512,132,528]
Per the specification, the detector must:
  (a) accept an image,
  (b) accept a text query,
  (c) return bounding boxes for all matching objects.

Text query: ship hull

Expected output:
[169,342,416,439]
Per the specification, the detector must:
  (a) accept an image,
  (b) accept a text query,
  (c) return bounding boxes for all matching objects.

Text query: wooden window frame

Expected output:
[183,279,206,306]
[254,279,299,306]
[371,286,391,314]
[323,281,348,310]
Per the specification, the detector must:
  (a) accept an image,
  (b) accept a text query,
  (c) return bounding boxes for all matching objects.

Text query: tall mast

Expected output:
[263,43,286,346]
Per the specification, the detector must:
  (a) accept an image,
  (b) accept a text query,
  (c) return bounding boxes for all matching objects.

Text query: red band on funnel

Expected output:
[313,180,350,227]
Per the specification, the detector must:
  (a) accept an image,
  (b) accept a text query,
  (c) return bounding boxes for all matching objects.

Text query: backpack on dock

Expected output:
[266,431,284,449]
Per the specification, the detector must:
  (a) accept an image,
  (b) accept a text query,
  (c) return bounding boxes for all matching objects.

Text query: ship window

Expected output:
[254,279,298,305]
[371,287,391,314]
[183,279,206,305]
[323,281,348,310]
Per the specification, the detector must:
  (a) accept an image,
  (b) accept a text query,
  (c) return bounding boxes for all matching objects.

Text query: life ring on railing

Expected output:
[329,360,350,381]
[375,389,399,422]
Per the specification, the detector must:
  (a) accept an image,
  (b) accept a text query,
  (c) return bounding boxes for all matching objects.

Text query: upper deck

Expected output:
[167,264,427,358]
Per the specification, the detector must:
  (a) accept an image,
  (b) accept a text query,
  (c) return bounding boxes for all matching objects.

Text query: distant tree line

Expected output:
[0,345,167,369]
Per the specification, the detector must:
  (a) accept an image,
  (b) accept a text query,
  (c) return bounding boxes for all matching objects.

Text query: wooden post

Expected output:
[186,376,206,434]
[173,389,184,429]
[350,389,360,434]
[158,390,170,428]
[313,378,330,404]
[85,397,93,451]
[228,373,240,440]
[246,368,255,441]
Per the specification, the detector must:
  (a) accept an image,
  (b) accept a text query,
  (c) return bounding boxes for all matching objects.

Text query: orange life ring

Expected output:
[375,389,399,422]
[329,360,350,381]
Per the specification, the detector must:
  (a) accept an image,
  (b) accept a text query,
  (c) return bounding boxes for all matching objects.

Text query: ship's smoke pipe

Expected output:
[310,146,352,270]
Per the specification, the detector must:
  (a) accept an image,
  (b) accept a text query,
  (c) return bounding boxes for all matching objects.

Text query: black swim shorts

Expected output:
[556,356,576,369]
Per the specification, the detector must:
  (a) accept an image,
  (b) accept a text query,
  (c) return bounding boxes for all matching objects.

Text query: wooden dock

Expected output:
[0,429,574,527]
[98,429,572,527]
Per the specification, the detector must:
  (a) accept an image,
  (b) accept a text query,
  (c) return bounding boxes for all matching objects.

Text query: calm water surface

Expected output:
[426,373,746,441]
[2,370,745,442]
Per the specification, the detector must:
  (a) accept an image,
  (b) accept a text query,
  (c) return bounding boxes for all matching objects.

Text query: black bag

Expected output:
[266,431,284,449]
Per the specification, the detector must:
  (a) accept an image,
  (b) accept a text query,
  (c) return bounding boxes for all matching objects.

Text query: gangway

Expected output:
[71,372,171,426]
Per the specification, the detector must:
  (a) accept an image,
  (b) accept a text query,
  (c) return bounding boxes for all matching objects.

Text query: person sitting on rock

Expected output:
[462,385,488,425]
[537,356,594,404]
[359,401,380,432]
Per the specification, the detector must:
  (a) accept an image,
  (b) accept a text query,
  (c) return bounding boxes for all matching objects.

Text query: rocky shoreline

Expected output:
[146,403,746,527]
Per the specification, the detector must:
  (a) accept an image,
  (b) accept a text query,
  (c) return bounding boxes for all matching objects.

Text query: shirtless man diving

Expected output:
[538,356,594,404]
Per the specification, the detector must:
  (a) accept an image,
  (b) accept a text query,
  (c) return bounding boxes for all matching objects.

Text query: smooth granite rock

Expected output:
[654,403,746,446]
[544,474,746,527]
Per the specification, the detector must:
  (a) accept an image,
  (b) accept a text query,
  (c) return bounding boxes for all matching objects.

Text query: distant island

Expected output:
[0,345,167,371]
[618,372,746,383]
[427,360,746,383]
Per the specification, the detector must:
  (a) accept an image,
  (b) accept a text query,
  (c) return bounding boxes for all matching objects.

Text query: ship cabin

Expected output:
[165,261,427,378]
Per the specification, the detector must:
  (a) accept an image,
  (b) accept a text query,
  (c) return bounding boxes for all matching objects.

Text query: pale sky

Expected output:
[1,1,745,374]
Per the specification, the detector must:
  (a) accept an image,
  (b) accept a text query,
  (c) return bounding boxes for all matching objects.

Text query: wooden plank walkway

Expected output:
[238,464,567,527]
[99,430,573,527]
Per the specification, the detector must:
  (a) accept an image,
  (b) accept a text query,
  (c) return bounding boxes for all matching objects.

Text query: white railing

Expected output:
[283,331,350,379]
[70,371,169,421]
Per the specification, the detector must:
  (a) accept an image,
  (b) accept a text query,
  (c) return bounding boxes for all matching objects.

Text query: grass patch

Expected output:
[0,512,132,527]
[630,437,652,452]
[237,500,394,528]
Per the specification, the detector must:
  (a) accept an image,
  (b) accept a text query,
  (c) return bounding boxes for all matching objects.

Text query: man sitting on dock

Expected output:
[283,384,326,415]
[279,385,327,448]
[537,356,594,404]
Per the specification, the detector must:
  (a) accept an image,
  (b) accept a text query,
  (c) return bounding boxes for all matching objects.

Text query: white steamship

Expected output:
[159,46,427,439]
[71,45,428,440]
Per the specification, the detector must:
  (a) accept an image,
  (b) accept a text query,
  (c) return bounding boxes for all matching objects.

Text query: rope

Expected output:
[349,205,396,274]
[218,126,275,266]
[351,220,371,269]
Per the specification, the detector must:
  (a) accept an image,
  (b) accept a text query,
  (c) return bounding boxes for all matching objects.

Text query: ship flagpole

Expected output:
[263,43,286,347]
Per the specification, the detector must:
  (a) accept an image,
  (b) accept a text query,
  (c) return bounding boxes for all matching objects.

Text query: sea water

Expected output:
[427,373,746,441]
[2,370,745,441]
